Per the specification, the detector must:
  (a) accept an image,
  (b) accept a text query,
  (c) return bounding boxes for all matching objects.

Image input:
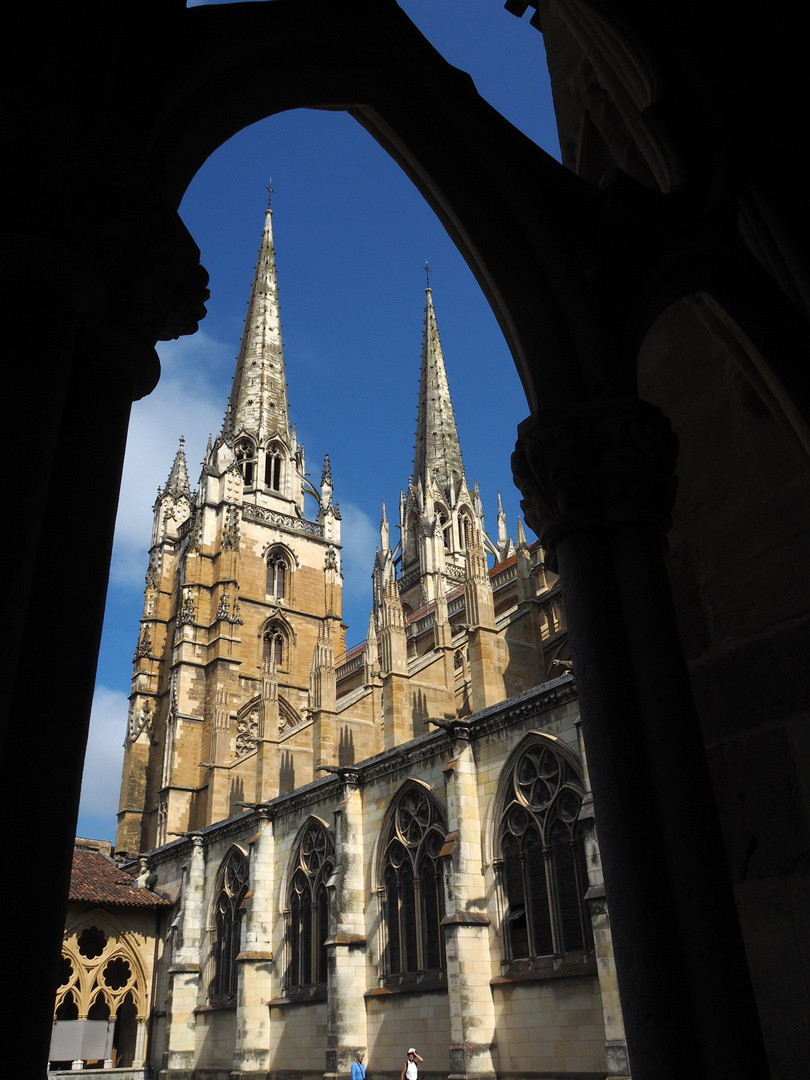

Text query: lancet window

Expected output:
[266,549,290,600]
[380,783,447,975]
[458,511,474,551]
[262,621,288,669]
[285,820,334,990]
[235,438,257,487]
[265,444,283,491]
[495,736,591,965]
[209,847,249,1000]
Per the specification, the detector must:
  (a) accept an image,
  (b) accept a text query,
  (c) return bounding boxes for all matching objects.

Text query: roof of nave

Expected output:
[69,845,171,908]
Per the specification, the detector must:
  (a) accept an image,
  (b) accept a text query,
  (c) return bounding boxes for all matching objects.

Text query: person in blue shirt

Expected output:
[352,1050,366,1080]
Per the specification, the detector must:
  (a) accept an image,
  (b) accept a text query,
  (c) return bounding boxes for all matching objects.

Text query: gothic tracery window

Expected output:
[235,438,257,487]
[496,737,591,964]
[210,847,249,1000]
[285,821,334,990]
[263,622,288,669]
[266,549,289,600]
[265,443,283,491]
[380,784,447,975]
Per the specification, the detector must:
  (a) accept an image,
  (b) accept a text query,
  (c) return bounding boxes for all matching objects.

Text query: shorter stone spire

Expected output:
[165,437,191,499]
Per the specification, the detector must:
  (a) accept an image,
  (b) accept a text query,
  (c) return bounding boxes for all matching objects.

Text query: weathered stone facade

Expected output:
[113,202,626,1079]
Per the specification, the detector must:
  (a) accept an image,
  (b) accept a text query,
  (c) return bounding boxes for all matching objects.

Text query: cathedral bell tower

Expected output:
[116,196,344,856]
[373,284,501,623]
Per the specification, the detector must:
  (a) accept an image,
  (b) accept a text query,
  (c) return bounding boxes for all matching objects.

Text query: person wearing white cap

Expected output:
[401,1048,423,1080]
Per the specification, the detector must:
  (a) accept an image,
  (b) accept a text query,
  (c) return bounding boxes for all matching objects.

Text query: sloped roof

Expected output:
[69,846,170,908]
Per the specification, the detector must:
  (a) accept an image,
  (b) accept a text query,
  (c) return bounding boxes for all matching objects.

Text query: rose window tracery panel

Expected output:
[236,705,260,758]
[381,785,447,975]
[285,821,334,990]
[496,738,591,963]
[209,847,249,1000]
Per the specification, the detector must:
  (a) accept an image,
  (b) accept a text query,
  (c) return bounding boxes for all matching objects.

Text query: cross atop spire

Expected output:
[222,200,291,445]
[412,285,464,500]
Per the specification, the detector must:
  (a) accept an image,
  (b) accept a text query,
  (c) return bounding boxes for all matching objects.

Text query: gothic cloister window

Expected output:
[209,846,249,1000]
[379,783,447,975]
[55,918,146,1068]
[266,548,290,600]
[235,438,257,487]
[284,819,334,991]
[494,736,591,965]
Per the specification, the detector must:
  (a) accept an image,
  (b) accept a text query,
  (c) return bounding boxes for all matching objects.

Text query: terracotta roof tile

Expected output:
[69,847,170,908]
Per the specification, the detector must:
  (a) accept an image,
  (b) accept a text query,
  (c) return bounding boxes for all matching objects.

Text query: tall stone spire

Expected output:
[412,286,464,500]
[223,194,291,444]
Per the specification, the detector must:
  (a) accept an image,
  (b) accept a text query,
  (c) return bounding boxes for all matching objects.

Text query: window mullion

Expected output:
[413,875,424,971]
[545,845,563,955]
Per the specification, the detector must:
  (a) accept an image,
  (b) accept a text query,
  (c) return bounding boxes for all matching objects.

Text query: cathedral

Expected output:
[88,200,627,1079]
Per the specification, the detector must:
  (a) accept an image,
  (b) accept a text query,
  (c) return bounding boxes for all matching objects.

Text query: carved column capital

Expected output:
[512,398,678,568]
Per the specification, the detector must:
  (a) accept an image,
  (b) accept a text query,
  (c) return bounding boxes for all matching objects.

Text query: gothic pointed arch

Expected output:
[283,817,335,993]
[492,732,591,966]
[260,612,295,671]
[208,845,250,1001]
[234,434,258,487]
[264,437,286,492]
[264,542,295,602]
[376,780,447,976]
[57,910,150,1024]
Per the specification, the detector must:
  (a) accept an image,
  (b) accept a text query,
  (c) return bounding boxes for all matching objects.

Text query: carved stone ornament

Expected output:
[177,588,195,625]
[222,505,241,551]
[145,556,160,590]
[134,627,152,661]
[512,398,678,568]
[127,697,157,746]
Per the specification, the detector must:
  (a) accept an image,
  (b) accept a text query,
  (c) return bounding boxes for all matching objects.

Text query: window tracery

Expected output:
[235,438,257,487]
[209,847,249,1000]
[263,621,288,669]
[265,443,284,491]
[380,784,447,975]
[55,917,147,1030]
[266,548,290,600]
[284,820,334,991]
[495,737,591,964]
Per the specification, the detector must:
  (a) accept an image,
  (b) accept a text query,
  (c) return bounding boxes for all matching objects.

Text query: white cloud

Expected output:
[110,331,231,591]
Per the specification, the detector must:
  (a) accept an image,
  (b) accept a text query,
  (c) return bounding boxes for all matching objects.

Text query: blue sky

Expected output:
[78,0,561,842]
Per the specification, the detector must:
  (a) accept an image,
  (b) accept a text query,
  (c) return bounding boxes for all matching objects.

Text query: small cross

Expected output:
[424,261,431,289]
[266,178,276,209]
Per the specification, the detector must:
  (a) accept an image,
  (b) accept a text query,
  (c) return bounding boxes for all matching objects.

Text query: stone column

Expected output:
[325,772,368,1080]
[133,1019,147,1068]
[576,723,629,1079]
[165,836,206,1078]
[233,809,275,1076]
[441,728,497,1080]
[512,398,769,1080]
